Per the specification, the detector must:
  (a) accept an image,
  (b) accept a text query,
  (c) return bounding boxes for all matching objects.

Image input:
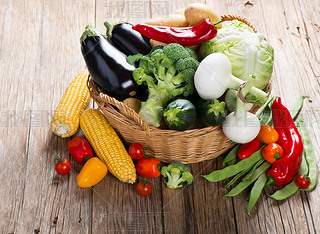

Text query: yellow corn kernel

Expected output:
[80,109,136,183]
[51,70,91,138]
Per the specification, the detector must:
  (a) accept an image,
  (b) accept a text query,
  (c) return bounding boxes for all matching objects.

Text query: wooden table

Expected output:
[1,0,319,233]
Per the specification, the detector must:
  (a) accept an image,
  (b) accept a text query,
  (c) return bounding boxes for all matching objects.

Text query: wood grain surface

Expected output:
[0,0,319,233]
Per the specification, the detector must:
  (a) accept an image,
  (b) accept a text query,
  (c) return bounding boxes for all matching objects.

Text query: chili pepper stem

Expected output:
[212,17,225,26]
[266,177,275,186]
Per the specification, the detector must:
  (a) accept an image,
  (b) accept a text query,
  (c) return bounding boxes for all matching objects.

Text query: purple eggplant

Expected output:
[105,21,152,56]
[80,24,144,101]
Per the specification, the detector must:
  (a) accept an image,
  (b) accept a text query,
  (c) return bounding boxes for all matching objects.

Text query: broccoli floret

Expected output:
[161,162,194,189]
[126,43,199,127]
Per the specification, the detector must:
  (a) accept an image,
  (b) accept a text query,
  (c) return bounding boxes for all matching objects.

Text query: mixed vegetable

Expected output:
[49,2,317,214]
[204,96,317,214]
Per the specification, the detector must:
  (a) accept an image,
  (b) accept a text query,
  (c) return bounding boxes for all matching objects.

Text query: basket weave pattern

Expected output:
[87,15,272,163]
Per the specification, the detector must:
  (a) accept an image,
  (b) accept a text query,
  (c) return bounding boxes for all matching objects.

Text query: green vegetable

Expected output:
[199,20,274,90]
[223,144,240,166]
[163,99,197,131]
[224,161,271,197]
[296,116,317,191]
[247,172,268,215]
[195,98,227,126]
[126,43,199,127]
[289,96,307,121]
[225,166,251,188]
[225,89,253,112]
[161,162,193,189]
[203,147,263,182]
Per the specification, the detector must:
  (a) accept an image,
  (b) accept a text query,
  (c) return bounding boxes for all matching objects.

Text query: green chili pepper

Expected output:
[296,116,317,191]
[224,161,271,197]
[223,145,240,166]
[247,172,268,215]
[269,145,308,200]
[203,147,263,182]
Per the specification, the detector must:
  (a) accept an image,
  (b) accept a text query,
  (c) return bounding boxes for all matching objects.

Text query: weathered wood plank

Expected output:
[0,0,95,233]
[0,0,42,232]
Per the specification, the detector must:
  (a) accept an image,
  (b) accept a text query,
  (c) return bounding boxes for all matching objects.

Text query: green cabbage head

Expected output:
[199,20,274,90]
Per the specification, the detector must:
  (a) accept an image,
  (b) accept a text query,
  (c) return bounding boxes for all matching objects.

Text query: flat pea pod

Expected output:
[269,148,308,200]
[257,96,276,126]
[243,158,265,181]
[224,161,271,197]
[247,171,268,215]
[225,166,251,188]
[203,147,264,182]
[223,145,240,166]
[296,116,317,191]
[289,96,307,121]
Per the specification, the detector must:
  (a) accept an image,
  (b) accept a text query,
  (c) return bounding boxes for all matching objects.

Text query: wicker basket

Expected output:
[87,15,272,164]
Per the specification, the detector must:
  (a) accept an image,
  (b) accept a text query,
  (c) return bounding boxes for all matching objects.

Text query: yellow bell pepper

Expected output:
[77,157,108,188]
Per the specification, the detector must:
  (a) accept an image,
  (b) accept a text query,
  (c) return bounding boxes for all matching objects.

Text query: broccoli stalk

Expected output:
[127,44,199,127]
[161,162,193,189]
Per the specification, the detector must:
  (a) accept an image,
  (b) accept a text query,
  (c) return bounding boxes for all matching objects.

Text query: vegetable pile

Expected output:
[203,96,317,214]
[49,2,317,211]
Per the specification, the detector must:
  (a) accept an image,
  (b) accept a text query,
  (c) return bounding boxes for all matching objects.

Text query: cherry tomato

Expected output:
[136,180,152,196]
[129,143,144,160]
[262,143,284,163]
[257,125,279,144]
[136,158,161,178]
[55,158,71,175]
[296,175,311,189]
[68,137,93,164]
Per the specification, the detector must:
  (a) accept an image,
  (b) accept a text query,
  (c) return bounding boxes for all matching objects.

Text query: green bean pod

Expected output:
[289,96,307,121]
[243,158,265,181]
[247,171,268,215]
[224,161,271,197]
[257,96,276,126]
[225,166,251,188]
[223,145,240,166]
[203,147,264,182]
[296,116,317,191]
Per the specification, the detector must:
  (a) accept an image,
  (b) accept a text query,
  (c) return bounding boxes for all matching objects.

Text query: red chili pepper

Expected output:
[238,137,260,159]
[132,19,218,46]
[68,137,93,165]
[136,158,161,178]
[267,97,304,187]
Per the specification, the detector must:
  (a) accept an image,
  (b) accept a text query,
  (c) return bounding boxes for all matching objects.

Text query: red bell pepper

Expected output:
[136,158,161,178]
[238,137,260,159]
[132,19,218,46]
[267,97,304,186]
[68,137,93,164]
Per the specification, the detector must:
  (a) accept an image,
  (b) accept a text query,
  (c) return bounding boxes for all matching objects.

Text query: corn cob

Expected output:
[80,108,136,183]
[51,70,91,138]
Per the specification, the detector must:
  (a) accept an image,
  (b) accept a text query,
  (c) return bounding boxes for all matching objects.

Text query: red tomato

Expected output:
[55,158,71,175]
[136,158,161,178]
[68,137,93,164]
[129,143,144,160]
[136,180,152,196]
[296,175,311,189]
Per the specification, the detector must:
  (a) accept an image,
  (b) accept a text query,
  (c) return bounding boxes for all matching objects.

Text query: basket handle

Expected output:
[87,75,152,134]
[221,14,258,33]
